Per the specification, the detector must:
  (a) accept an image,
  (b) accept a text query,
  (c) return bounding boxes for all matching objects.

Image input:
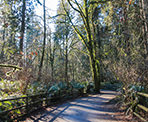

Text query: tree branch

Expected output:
[62,0,89,48]
[89,0,110,5]
[0,64,23,70]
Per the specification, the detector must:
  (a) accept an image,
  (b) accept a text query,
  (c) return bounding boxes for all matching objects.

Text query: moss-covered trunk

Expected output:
[89,54,100,93]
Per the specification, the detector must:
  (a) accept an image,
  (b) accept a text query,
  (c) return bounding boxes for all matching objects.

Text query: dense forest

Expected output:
[0,0,148,121]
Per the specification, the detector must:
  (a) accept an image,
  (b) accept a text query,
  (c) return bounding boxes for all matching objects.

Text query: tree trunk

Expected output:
[65,0,102,92]
[37,0,46,81]
[65,39,68,82]
[20,0,26,52]
[51,46,55,82]
[141,0,148,57]
[72,62,75,80]
[89,53,100,93]
[50,43,55,82]
[51,60,54,81]
[1,18,6,59]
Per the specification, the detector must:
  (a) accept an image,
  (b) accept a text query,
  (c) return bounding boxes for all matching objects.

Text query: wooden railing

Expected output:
[132,92,148,122]
[0,90,84,121]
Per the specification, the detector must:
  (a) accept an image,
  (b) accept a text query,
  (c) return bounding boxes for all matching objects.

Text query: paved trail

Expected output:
[26,90,127,122]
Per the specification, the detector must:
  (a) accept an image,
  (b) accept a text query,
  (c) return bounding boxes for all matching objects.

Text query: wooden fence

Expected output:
[0,90,84,121]
[132,92,148,122]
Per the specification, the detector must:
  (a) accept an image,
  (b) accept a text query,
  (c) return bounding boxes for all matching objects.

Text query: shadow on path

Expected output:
[27,90,124,122]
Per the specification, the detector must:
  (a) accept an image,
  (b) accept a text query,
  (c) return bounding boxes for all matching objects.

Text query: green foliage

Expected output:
[86,82,95,93]
[70,81,85,89]
[48,84,60,95]
[27,82,46,94]
[48,81,86,96]
[58,82,67,90]
[0,78,21,98]
[128,85,144,92]
[101,81,122,91]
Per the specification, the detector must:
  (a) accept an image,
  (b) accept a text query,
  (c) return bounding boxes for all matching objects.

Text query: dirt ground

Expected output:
[25,90,136,122]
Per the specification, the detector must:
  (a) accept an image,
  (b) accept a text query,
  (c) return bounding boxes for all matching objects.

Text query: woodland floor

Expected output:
[24,90,136,122]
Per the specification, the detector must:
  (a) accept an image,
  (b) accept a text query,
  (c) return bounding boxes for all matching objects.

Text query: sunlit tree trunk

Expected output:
[141,0,148,57]
[89,53,100,92]
[63,0,104,93]
[37,0,46,81]
[65,39,68,82]
[49,39,56,82]
[65,25,69,82]
[20,0,26,52]
[0,18,6,59]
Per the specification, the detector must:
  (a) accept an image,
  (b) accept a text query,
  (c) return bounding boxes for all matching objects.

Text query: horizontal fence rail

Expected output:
[0,89,84,121]
[0,93,47,121]
[133,92,148,122]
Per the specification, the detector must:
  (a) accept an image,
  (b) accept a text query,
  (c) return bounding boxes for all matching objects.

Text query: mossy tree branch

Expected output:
[0,64,23,70]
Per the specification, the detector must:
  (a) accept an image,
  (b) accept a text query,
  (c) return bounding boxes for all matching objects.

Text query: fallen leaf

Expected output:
[35,51,38,56]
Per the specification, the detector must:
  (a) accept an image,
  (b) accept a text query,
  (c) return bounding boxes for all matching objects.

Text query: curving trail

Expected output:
[25,90,132,122]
